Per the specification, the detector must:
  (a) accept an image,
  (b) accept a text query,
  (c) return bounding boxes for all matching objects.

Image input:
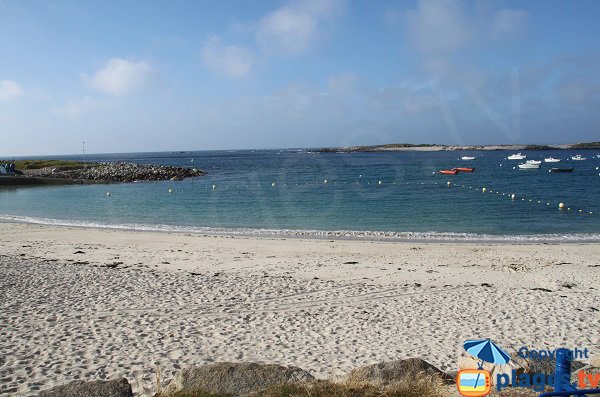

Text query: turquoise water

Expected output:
[1,150,599,241]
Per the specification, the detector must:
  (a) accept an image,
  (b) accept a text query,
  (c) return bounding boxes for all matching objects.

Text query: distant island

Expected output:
[317,141,600,153]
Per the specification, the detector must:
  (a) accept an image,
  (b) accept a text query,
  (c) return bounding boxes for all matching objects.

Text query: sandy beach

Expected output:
[1,222,599,396]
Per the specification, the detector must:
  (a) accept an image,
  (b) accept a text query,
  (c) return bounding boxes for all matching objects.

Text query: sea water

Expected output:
[1,149,599,241]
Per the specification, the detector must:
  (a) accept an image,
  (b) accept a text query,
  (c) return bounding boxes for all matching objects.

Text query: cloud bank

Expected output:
[200,0,346,78]
[256,0,345,56]
[82,58,156,96]
[0,80,24,102]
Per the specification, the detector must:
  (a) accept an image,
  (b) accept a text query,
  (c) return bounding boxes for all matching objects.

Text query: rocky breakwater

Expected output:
[29,162,204,183]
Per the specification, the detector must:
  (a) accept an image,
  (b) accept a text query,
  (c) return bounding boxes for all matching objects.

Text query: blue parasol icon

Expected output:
[463,339,511,393]
[464,339,511,366]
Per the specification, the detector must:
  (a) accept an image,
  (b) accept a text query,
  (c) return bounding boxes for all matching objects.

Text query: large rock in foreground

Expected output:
[39,378,133,397]
[159,362,314,396]
[346,358,453,385]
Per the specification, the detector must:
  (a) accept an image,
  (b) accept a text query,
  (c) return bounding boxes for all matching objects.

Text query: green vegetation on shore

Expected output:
[570,141,600,149]
[0,159,87,171]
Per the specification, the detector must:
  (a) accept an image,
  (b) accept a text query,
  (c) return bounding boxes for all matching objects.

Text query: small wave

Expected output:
[1,214,599,243]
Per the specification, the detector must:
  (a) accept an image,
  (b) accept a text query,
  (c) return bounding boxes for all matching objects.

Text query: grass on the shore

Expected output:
[0,159,87,171]
[162,378,543,397]
[161,375,448,397]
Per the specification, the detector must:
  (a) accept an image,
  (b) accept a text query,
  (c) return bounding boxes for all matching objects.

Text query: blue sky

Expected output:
[1,0,599,156]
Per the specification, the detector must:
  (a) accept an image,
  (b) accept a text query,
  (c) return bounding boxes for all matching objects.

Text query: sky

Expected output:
[1,0,600,156]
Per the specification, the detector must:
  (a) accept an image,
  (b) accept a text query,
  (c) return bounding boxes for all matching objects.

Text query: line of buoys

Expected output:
[448,182,594,215]
[159,179,596,215]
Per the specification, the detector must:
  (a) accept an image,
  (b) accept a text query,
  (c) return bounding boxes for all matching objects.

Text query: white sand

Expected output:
[1,222,599,396]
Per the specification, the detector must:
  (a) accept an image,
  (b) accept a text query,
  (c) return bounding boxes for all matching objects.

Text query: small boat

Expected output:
[452,167,475,172]
[518,163,540,169]
[526,160,542,165]
[544,157,561,163]
[461,156,476,160]
[571,155,587,161]
[439,169,459,175]
[549,168,573,173]
[507,153,526,160]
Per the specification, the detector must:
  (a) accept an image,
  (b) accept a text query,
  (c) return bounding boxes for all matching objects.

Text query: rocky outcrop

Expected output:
[25,162,203,183]
[158,362,314,396]
[39,378,133,397]
[345,358,453,385]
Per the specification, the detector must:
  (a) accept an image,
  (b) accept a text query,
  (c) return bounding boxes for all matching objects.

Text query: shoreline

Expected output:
[2,216,600,244]
[1,222,599,396]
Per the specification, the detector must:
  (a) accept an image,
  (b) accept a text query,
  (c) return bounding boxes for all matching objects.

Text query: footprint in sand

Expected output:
[167,349,184,360]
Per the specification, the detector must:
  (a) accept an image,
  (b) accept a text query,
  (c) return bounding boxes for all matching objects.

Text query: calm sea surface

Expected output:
[1,150,599,241]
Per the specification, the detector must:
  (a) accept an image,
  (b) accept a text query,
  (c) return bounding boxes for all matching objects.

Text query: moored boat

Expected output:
[549,168,573,173]
[526,160,542,165]
[507,153,526,160]
[439,169,459,175]
[571,155,586,160]
[452,167,475,172]
[461,156,476,160]
[518,163,540,169]
[544,157,561,163]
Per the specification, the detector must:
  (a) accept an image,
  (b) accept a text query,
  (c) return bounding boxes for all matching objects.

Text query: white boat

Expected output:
[544,157,561,163]
[518,163,540,169]
[461,156,476,160]
[571,155,587,161]
[508,153,526,160]
[526,160,542,165]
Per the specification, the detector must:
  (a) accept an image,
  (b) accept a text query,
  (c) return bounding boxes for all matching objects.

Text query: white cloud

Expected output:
[202,35,253,78]
[492,9,528,39]
[256,0,345,56]
[405,0,470,55]
[82,58,156,96]
[52,96,97,118]
[0,80,24,102]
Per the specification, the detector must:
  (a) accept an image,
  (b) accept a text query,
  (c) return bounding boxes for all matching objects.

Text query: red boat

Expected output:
[452,167,475,172]
[439,169,459,175]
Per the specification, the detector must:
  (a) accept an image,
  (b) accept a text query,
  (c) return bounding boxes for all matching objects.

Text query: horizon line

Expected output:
[2,140,599,158]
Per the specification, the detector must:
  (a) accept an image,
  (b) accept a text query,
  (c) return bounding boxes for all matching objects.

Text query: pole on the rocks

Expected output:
[82,141,86,169]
